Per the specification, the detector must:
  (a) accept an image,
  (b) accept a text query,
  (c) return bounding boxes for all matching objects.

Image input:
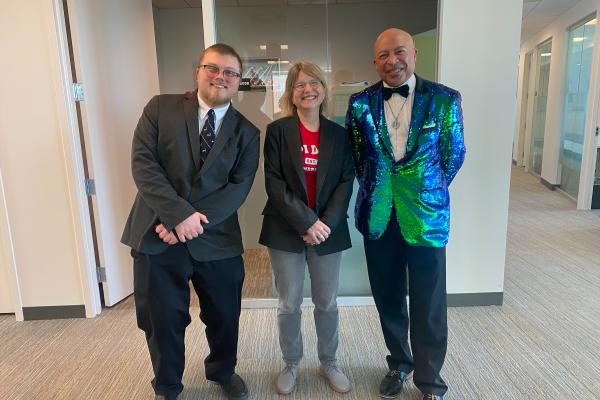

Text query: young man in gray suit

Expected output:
[121,44,260,400]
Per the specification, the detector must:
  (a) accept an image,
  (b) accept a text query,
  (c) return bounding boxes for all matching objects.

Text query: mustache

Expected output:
[384,63,406,73]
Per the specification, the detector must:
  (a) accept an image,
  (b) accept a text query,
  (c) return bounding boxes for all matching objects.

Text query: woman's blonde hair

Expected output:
[280,61,328,116]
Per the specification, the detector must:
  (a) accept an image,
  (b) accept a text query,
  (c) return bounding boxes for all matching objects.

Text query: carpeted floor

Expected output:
[1,167,599,399]
[241,249,271,299]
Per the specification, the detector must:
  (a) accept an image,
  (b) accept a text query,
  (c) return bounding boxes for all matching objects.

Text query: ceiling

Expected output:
[521,0,584,43]
[153,0,586,44]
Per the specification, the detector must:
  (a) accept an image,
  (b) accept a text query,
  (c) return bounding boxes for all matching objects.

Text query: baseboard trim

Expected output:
[241,298,278,308]
[242,293,503,309]
[242,297,376,309]
[22,305,86,320]
[540,178,559,191]
[447,292,503,307]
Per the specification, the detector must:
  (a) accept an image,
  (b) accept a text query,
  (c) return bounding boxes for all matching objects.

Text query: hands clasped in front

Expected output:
[302,219,331,246]
[155,211,209,244]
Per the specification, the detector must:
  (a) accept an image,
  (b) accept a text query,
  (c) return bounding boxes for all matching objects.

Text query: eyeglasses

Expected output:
[293,79,322,91]
[199,64,242,79]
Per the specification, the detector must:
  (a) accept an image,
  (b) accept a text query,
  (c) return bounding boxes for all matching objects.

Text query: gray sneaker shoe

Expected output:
[275,365,298,395]
[319,364,351,393]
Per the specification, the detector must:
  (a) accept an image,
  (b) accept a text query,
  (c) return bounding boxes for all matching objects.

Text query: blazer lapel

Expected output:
[198,104,238,174]
[184,91,201,170]
[406,75,432,154]
[316,116,333,204]
[285,116,308,194]
[369,81,395,159]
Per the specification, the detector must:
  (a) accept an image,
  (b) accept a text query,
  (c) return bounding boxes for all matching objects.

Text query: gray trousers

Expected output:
[268,246,342,367]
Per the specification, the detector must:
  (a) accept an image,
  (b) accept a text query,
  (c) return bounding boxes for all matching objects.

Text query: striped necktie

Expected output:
[200,109,215,165]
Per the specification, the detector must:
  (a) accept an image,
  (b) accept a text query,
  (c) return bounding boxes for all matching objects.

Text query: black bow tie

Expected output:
[382,84,409,100]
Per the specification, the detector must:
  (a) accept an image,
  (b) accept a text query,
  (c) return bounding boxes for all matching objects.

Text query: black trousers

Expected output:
[364,211,448,396]
[132,243,244,397]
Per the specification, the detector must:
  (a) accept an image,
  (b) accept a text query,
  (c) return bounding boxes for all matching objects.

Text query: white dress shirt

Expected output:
[383,74,416,161]
[197,93,230,137]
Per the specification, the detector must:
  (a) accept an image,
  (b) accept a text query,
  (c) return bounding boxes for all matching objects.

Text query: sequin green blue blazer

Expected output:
[346,75,465,247]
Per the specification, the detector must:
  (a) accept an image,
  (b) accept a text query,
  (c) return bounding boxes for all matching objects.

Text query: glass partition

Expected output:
[153,6,204,94]
[559,17,596,199]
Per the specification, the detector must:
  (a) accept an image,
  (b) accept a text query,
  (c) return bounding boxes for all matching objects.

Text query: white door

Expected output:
[0,247,13,313]
[0,171,16,314]
[66,0,160,306]
[516,51,533,167]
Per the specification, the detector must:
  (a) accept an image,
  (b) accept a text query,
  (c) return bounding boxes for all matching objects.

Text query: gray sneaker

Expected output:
[319,364,351,393]
[275,364,298,395]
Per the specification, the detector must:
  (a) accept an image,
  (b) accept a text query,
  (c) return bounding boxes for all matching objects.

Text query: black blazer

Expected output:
[121,91,260,261]
[259,115,354,255]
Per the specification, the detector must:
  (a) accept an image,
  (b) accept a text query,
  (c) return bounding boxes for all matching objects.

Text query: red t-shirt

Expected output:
[299,121,320,210]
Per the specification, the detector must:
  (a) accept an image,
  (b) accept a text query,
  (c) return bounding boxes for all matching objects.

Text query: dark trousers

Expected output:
[364,211,448,396]
[132,243,244,397]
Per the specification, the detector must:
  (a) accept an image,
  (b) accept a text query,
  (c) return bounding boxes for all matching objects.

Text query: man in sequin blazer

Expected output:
[346,28,465,400]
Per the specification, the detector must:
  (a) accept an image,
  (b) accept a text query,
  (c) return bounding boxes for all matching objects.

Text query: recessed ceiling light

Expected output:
[259,44,267,50]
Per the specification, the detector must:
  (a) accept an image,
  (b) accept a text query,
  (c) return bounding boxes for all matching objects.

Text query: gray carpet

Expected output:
[1,167,599,399]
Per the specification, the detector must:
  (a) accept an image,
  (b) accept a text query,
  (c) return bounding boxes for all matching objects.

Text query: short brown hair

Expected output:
[281,61,328,116]
[198,43,243,73]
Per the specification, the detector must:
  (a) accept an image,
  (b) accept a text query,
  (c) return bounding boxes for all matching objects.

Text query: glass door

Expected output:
[559,17,596,199]
[528,40,552,175]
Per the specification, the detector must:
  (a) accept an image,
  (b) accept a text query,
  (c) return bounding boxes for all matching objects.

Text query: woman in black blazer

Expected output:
[259,61,354,395]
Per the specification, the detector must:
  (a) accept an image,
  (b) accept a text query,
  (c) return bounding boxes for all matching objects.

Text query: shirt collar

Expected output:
[197,92,230,121]
[382,73,416,95]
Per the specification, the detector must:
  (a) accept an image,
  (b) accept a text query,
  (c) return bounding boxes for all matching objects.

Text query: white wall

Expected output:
[0,0,90,313]
[439,0,522,294]
[515,0,598,186]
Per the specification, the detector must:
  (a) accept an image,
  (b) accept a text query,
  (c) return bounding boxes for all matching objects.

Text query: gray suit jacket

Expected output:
[121,91,260,261]
[259,115,354,255]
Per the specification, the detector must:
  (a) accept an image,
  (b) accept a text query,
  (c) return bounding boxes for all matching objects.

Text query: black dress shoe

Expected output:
[219,373,248,400]
[422,394,443,400]
[379,370,410,398]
